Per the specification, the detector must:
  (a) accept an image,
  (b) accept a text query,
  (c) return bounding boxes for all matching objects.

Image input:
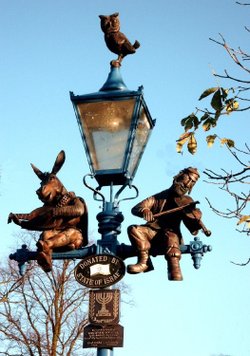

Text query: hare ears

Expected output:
[51,150,66,175]
[30,150,66,180]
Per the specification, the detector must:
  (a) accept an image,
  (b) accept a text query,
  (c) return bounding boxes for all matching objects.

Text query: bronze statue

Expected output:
[99,12,140,66]
[8,150,88,273]
[127,167,211,281]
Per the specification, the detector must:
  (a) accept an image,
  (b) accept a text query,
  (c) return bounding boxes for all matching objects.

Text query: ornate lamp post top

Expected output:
[70,23,155,187]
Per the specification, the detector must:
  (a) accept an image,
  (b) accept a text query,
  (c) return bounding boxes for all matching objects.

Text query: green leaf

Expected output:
[187,133,197,154]
[199,87,219,101]
[176,143,184,153]
[184,118,194,131]
[214,110,222,121]
[192,115,200,130]
[200,113,210,122]
[220,138,235,147]
[211,90,223,111]
[176,132,191,153]
[221,87,229,100]
[206,134,217,148]
[180,114,199,132]
[176,132,191,144]
[237,215,250,225]
[225,99,239,113]
[181,116,190,126]
[202,118,217,131]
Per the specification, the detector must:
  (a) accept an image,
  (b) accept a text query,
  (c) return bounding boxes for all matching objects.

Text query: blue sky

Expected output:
[1,1,250,355]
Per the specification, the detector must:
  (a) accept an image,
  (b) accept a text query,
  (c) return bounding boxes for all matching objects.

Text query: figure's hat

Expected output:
[184,167,200,182]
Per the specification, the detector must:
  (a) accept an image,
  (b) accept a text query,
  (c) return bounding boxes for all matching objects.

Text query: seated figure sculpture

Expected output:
[127,167,211,281]
[8,150,88,273]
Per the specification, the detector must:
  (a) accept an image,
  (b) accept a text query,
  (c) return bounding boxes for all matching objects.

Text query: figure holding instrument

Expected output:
[127,167,211,280]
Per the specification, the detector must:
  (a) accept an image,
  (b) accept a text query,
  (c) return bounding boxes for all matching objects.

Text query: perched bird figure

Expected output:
[99,12,140,65]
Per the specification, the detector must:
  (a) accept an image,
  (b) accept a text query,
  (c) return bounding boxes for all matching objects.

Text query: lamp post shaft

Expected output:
[97,348,113,356]
[96,199,124,356]
[96,201,124,255]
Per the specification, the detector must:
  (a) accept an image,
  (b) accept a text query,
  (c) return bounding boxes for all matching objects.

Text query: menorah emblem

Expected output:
[96,292,113,317]
[89,289,120,324]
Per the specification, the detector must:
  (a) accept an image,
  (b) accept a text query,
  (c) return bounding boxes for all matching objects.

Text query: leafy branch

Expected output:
[177,27,250,154]
[176,86,239,154]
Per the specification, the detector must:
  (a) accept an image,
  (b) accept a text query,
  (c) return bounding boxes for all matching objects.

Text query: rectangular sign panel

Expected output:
[83,324,124,348]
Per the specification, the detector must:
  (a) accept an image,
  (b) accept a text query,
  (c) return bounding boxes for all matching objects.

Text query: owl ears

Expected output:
[99,12,119,19]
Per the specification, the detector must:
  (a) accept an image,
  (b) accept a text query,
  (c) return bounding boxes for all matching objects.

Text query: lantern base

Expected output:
[94,170,130,186]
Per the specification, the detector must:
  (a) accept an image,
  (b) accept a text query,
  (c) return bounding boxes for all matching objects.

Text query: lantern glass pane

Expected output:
[77,99,136,170]
[127,106,151,176]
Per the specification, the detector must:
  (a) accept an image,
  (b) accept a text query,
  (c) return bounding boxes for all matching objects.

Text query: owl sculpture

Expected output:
[99,12,140,65]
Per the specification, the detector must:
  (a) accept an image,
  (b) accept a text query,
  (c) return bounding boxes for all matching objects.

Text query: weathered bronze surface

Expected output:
[89,289,120,325]
[99,12,140,66]
[83,324,124,349]
[127,167,211,281]
[8,151,88,273]
[74,254,125,288]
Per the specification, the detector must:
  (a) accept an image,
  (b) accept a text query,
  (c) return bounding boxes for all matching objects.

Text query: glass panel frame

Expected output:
[76,99,136,171]
[71,89,155,186]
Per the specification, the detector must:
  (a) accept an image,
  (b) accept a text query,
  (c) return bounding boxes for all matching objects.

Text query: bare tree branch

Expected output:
[204,144,250,236]
[0,254,90,355]
[231,258,250,265]
[236,2,250,5]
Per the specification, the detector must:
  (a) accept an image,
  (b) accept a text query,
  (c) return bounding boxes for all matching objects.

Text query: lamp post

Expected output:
[70,63,155,356]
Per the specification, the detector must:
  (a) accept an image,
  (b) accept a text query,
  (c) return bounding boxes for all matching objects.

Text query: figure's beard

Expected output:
[172,181,189,196]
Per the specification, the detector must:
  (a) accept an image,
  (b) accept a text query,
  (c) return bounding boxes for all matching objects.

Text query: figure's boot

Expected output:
[36,240,52,273]
[165,232,183,281]
[127,250,150,274]
[166,255,183,281]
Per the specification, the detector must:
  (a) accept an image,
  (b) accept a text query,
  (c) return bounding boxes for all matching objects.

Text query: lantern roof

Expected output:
[70,64,146,102]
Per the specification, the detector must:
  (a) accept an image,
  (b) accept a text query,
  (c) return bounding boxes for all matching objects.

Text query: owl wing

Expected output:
[113,31,127,45]
[115,32,136,54]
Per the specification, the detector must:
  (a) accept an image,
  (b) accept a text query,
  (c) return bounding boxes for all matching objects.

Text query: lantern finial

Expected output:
[99,64,128,92]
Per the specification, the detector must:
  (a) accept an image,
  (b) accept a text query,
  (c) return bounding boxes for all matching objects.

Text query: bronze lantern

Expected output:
[70,65,155,187]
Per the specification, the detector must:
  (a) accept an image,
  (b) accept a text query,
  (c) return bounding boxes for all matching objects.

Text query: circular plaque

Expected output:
[74,254,126,288]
